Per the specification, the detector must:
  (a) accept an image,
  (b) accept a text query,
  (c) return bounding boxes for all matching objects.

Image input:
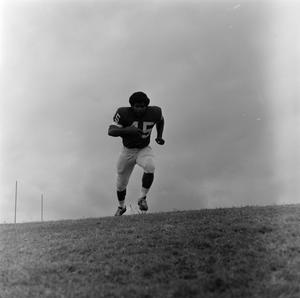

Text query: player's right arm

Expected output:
[108,109,142,137]
[108,125,142,137]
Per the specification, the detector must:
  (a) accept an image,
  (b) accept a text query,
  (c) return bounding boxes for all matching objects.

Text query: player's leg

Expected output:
[115,148,136,216]
[136,146,155,211]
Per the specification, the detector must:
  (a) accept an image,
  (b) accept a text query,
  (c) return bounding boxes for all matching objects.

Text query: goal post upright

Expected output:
[14,181,18,224]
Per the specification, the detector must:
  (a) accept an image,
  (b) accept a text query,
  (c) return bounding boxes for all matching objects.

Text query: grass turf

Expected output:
[0,205,300,297]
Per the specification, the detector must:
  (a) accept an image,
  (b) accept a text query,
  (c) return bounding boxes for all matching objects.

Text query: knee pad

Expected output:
[116,175,130,191]
[144,158,155,173]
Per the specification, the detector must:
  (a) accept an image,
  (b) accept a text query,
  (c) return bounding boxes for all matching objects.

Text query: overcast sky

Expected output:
[0,0,299,222]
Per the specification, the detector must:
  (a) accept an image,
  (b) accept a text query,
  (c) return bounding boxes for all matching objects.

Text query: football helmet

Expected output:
[129,91,150,107]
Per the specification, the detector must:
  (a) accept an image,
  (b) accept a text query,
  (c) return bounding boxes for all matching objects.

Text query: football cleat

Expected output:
[114,206,126,216]
[138,196,148,211]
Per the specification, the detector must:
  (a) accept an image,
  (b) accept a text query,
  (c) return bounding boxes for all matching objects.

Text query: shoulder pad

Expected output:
[149,106,162,121]
[113,107,130,126]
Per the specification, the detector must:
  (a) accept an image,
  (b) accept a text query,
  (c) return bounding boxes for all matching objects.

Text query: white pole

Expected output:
[41,194,44,222]
[14,181,18,224]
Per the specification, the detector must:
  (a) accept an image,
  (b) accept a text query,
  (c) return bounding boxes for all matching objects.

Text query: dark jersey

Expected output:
[112,106,163,149]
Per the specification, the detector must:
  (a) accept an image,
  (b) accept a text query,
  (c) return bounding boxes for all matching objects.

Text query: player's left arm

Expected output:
[155,116,165,145]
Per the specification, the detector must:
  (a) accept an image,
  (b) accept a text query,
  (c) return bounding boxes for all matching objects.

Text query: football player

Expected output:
[108,91,165,216]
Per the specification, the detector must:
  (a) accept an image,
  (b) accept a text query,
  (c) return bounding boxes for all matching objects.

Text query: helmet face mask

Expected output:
[132,102,147,117]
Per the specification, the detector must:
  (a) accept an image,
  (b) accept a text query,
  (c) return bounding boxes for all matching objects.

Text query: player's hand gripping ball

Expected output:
[155,138,165,145]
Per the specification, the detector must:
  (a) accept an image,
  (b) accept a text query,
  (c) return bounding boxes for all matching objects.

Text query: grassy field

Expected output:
[0,205,300,298]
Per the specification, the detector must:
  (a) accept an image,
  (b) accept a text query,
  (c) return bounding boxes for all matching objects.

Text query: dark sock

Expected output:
[142,173,154,189]
[117,189,126,203]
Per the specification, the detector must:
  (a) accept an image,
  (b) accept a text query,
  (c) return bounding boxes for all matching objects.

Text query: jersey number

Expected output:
[132,121,154,139]
[114,113,121,124]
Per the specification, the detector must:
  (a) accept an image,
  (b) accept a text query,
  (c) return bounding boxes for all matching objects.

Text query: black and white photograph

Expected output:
[0,0,299,297]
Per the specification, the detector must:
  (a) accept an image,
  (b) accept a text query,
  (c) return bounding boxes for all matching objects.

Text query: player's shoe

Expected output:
[138,196,148,211]
[114,206,126,216]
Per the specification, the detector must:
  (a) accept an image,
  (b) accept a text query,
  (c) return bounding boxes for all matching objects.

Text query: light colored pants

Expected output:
[116,146,155,191]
